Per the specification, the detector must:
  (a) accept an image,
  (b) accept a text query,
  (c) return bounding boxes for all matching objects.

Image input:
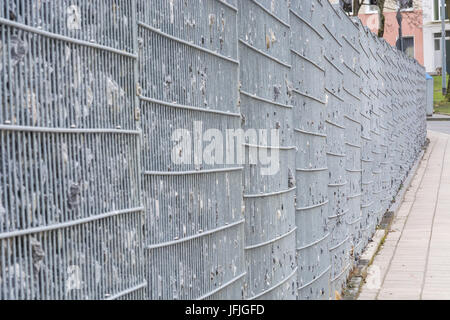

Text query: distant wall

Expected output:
[0,0,427,300]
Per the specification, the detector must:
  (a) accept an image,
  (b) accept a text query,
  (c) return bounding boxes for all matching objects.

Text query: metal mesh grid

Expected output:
[137,0,245,300]
[0,0,144,300]
[0,0,427,300]
[238,0,296,300]
[290,0,330,300]
[341,14,363,261]
[323,2,351,294]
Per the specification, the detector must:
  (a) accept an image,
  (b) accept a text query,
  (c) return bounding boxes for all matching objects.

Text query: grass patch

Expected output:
[433,75,450,114]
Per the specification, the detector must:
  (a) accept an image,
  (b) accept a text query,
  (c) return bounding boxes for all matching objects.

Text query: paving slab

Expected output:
[357,130,450,300]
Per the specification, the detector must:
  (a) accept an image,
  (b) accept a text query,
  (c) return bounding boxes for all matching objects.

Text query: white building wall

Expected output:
[423,0,450,74]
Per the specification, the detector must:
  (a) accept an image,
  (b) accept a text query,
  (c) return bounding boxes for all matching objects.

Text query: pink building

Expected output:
[334,0,424,66]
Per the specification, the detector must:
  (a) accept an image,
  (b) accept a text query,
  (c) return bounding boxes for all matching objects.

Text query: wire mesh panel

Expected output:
[400,56,426,175]
[341,15,362,261]
[414,63,427,147]
[390,50,406,209]
[323,3,350,296]
[0,1,135,52]
[136,0,245,300]
[390,69,401,195]
[380,43,395,206]
[399,58,410,177]
[373,37,391,217]
[363,31,381,235]
[392,58,405,189]
[401,62,410,176]
[357,24,374,251]
[370,37,383,217]
[290,0,330,300]
[0,0,145,299]
[377,41,393,212]
[238,0,297,300]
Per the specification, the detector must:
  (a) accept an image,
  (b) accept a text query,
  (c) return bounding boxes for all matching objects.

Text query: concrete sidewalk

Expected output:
[358,130,450,300]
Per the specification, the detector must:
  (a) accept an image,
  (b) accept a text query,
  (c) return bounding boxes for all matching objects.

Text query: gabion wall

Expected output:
[0,0,426,300]
[238,0,297,300]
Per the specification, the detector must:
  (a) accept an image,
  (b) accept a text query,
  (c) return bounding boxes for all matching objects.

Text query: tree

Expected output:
[377,0,387,38]
[352,0,364,16]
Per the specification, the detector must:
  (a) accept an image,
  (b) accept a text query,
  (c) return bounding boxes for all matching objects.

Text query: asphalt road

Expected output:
[427,120,450,135]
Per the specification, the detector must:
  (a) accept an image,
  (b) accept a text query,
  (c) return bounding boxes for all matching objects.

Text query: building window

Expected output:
[434,31,450,51]
[434,31,450,38]
[402,36,415,59]
[435,38,441,51]
[434,0,449,21]
[399,0,413,10]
